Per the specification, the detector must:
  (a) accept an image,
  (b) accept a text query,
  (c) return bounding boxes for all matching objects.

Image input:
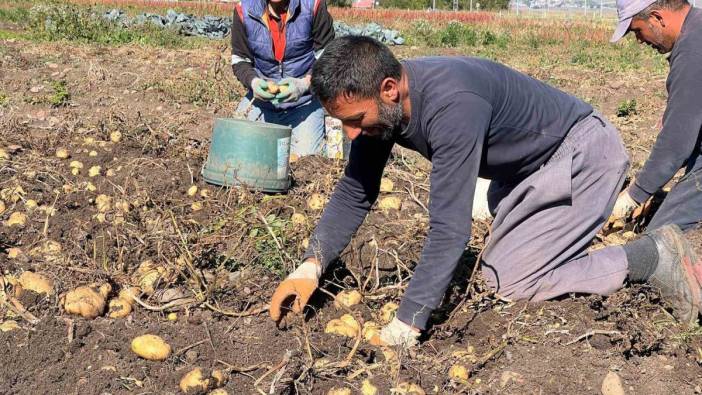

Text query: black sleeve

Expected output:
[312,0,335,53]
[396,93,490,330]
[629,52,702,203]
[302,135,394,270]
[231,8,258,91]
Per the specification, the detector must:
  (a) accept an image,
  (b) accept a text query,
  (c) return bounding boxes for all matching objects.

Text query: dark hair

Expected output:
[311,36,402,104]
[635,0,689,19]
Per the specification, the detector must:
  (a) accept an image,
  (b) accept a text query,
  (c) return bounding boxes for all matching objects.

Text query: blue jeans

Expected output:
[237,95,326,160]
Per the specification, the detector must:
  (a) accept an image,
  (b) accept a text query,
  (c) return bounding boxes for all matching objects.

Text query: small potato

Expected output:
[324,314,360,338]
[361,380,378,395]
[186,185,198,197]
[209,390,228,395]
[110,131,122,143]
[379,177,394,193]
[334,290,362,308]
[291,213,307,226]
[5,212,27,227]
[7,247,22,259]
[327,388,351,395]
[362,321,380,342]
[0,320,20,332]
[88,166,101,177]
[179,368,209,393]
[95,194,111,212]
[392,382,425,395]
[379,302,399,323]
[191,201,203,211]
[0,149,9,161]
[18,271,54,296]
[63,285,109,318]
[107,297,132,318]
[55,148,70,159]
[266,81,280,94]
[131,334,171,361]
[0,200,5,215]
[448,364,470,382]
[378,196,402,211]
[307,193,327,210]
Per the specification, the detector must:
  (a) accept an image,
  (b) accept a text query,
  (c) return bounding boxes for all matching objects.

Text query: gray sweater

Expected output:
[629,7,702,203]
[303,57,592,329]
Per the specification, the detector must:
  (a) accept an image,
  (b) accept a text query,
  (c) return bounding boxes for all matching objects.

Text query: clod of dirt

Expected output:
[28,240,63,261]
[131,334,171,361]
[0,320,20,332]
[327,388,351,395]
[291,213,307,227]
[378,196,401,211]
[178,367,226,394]
[392,382,425,395]
[62,283,111,319]
[324,314,360,338]
[55,148,70,159]
[110,131,122,143]
[601,371,625,395]
[361,379,379,395]
[379,177,394,193]
[499,370,524,388]
[449,364,470,382]
[334,290,362,308]
[307,193,327,210]
[88,166,101,177]
[187,185,198,197]
[17,271,55,296]
[5,212,27,227]
[379,302,399,323]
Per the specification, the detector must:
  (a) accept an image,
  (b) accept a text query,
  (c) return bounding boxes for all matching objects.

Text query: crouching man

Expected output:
[269,36,702,347]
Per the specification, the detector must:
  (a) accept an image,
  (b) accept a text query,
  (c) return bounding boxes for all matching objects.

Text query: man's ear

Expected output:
[650,9,666,27]
[379,77,400,104]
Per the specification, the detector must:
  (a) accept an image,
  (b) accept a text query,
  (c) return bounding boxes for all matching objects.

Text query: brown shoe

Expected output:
[647,224,702,325]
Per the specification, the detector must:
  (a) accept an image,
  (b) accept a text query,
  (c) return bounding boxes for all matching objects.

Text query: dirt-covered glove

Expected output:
[269,260,321,322]
[369,317,420,348]
[252,77,275,101]
[610,189,640,221]
[275,77,310,103]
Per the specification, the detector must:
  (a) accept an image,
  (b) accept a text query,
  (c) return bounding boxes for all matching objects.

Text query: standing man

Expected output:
[230,0,335,161]
[609,0,702,231]
[268,37,702,347]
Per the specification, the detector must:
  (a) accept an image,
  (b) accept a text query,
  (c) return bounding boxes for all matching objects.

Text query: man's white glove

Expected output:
[611,189,640,220]
[275,77,310,103]
[369,317,420,348]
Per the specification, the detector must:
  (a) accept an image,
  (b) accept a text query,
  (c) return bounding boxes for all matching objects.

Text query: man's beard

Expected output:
[376,101,404,141]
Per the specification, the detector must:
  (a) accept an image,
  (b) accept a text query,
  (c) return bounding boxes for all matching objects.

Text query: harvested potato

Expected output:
[448,364,470,382]
[69,160,84,175]
[7,248,22,259]
[379,302,399,323]
[362,321,381,342]
[95,194,111,212]
[5,212,27,227]
[55,148,70,159]
[199,189,211,198]
[110,131,122,143]
[361,379,379,395]
[167,312,178,321]
[379,177,394,193]
[0,148,9,161]
[307,193,327,210]
[324,314,360,338]
[191,201,203,211]
[279,85,289,95]
[85,182,97,192]
[83,137,96,145]
[88,165,101,177]
[378,196,402,210]
[291,213,307,226]
[327,388,351,395]
[0,320,20,332]
[209,390,228,395]
[108,297,132,318]
[266,81,280,94]
[29,240,62,261]
[24,199,38,210]
[89,150,98,157]
[62,284,111,318]
[131,334,171,361]
[133,260,168,295]
[0,200,5,215]
[211,370,226,387]
[179,368,209,393]
[18,271,54,296]
[301,238,309,249]
[187,185,198,197]
[334,290,362,308]
[1,186,25,203]
[106,169,116,177]
[115,200,130,213]
[392,382,425,395]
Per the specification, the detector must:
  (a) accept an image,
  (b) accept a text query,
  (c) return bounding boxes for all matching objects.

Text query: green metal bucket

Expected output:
[202,118,292,192]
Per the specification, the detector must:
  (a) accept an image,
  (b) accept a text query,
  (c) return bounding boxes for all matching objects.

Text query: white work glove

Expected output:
[611,189,640,220]
[369,317,420,348]
[269,260,321,322]
[252,77,276,102]
[275,77,310,103]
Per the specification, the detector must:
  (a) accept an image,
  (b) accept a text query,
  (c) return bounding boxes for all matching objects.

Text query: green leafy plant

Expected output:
[616,99,638,118]
[49,80,70,107]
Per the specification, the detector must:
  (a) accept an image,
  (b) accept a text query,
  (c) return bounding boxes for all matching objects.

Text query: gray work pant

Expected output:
[482,112,630,300]
[648,152,702,232]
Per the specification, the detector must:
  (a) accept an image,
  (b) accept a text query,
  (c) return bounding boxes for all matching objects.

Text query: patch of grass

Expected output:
[0,6,30,24]
[0,91,8,107]
[616,98,638,118]
[49,80,70,107]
